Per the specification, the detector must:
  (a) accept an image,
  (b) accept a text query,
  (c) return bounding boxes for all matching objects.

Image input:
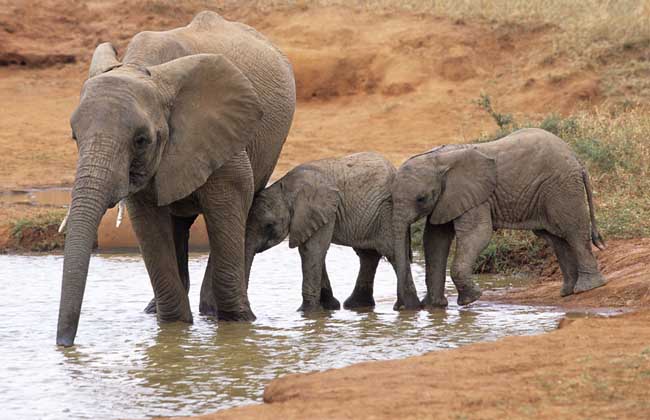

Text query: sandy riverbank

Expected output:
[168,238,650,420]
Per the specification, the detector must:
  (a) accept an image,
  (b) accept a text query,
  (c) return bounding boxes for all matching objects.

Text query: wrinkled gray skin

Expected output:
[57,11,295,346]
[244,152,419,312]
[392,128,607,309]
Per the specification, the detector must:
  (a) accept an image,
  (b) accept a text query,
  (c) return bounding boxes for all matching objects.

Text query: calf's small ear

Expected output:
[288,182,340,248]
[429,148,496,225]
[88,43,122,78]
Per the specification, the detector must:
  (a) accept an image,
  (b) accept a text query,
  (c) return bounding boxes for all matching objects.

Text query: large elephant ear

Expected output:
[429,148,497,225]
[288,182,340,248]
[149,54,263,206]
[88,43,121,78]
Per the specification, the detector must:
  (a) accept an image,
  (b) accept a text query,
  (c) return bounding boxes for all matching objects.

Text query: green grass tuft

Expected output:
[10,210,67,251]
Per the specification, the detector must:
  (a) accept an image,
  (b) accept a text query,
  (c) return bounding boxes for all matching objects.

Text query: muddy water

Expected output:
[0,188,72,206]
[0,245,565,420]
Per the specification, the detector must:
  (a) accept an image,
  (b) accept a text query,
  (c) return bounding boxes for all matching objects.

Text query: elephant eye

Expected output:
[134,134,150,148]
[416,194,427,203]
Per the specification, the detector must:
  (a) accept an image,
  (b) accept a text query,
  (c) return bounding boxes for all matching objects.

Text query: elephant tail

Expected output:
[582,167,606,250]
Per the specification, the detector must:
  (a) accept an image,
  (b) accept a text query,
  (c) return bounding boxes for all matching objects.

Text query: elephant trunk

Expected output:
[391,206,420,309]
[56,141,128,347]
[392,222,410,295]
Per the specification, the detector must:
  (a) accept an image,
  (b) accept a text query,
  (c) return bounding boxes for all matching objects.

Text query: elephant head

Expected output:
[57,43,263,346]
[390,148,496,304]
[244,183,291,273]
[244,171,339,280]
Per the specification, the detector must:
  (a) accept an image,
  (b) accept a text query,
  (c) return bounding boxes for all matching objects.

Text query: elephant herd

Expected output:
[56,11,607,347]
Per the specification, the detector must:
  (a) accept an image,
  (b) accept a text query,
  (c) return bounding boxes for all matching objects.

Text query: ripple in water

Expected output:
[0,244,564,419]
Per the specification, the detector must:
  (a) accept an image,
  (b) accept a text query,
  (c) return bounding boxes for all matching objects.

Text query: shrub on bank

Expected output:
[9,211,67,252]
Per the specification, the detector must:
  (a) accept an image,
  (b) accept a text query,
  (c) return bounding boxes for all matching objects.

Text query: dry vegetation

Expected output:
[544,110,650,238]
[242,0,650,107]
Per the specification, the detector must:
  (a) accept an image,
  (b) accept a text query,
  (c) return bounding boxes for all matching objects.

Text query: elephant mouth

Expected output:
[403,213,426,226]
[257,242,272,253]
[257,238,280,253]
[129,168,147,189]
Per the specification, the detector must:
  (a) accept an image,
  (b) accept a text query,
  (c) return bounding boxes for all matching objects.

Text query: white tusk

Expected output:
[58,207,70,233]
[116,200,126,228]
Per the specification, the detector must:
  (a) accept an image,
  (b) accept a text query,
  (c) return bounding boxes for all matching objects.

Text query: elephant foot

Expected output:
[298,299,327,313]
[560,282,575,297]
[457,284,482,306]
[56,334,75,348]
[343,290,375,309]
[421,294,448,309]
[573,272,607,294]
[217,309,256,322]
[144,297,157,314]
[320,288,341,310]
[199,300,219,317]
[157,308,193,323]
[393,292,421,311]
[154,295,193,323]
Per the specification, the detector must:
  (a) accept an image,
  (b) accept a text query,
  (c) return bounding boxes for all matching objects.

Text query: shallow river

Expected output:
[0,244,565,419]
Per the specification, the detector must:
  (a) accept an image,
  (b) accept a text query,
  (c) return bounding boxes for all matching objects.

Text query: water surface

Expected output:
[0,244,564,419]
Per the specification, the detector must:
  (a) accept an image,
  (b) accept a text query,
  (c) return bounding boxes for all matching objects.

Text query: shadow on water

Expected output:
[1,244,571,419]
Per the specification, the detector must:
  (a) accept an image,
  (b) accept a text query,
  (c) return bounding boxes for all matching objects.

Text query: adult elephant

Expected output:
[57,11,296,347]
[390,128,607,309]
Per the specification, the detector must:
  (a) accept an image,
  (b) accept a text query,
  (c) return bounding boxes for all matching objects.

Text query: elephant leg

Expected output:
[565,233,607,294]
[174,214,197,292]
[197,152,256,321]
[320,262,341,310]
[391,261,421,311]
[543,193,605,294]
[144,214,197,314]
[390,227,421,311]
[421,221,454,308]
[451,204,492,306]
[198,254,219,316]
[127,192,192,323]
[344,248,380,309]
[534,230,578,297]
[298,222,335,312]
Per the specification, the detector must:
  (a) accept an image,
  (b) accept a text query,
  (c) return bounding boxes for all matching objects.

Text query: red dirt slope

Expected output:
[485,238,650,309]
[0,1,603,190]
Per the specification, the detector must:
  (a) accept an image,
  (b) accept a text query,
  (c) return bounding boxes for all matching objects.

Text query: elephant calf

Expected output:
[391,128,607,308]
[245,152,416,312]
